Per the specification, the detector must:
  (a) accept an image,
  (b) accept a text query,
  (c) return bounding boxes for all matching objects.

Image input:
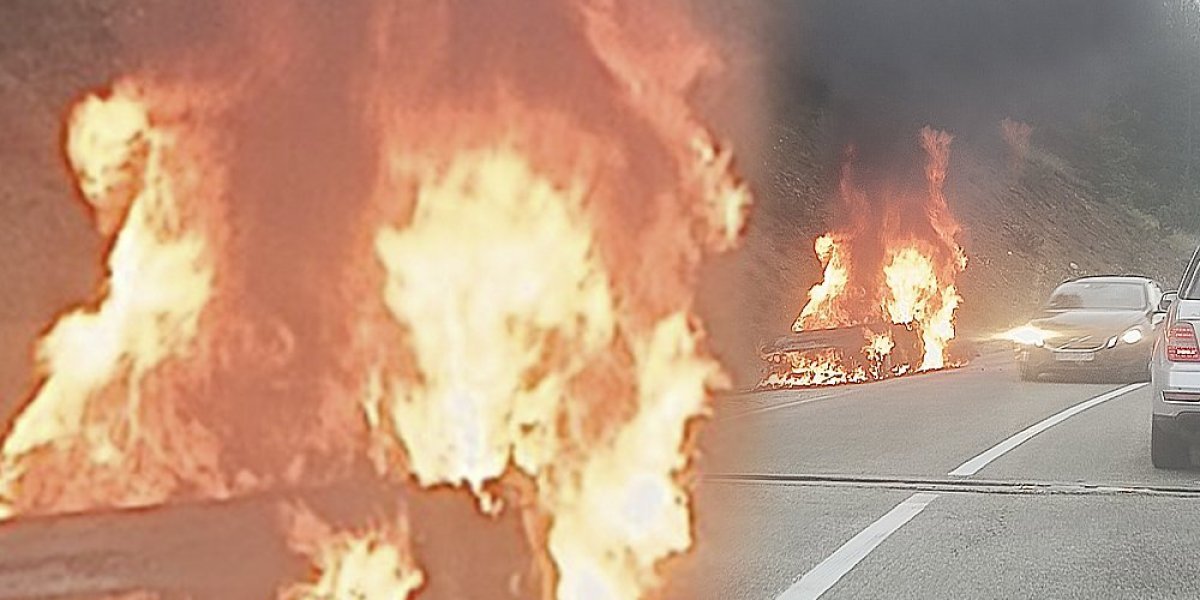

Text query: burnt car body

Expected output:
[1014,276,1165,381]
[759,322,923,387]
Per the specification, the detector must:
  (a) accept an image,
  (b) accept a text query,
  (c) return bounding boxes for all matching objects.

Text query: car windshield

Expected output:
[1046,282,1146,310]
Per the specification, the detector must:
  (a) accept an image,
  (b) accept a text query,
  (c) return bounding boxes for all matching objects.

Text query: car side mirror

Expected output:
[1159,291,1179,314]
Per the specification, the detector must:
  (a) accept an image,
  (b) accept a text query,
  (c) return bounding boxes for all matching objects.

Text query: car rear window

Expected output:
[1048,282,1147,310]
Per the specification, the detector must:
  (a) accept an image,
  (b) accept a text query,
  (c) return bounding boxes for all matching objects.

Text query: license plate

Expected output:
[1055,352,1095,362]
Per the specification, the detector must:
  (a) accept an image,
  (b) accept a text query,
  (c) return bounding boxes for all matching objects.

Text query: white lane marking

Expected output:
[777,492,939,600]
[773,381,1148,599]
[948,382,1147,477]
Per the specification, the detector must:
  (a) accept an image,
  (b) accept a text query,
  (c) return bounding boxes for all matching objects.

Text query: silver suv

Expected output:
[1151,246,1200,468]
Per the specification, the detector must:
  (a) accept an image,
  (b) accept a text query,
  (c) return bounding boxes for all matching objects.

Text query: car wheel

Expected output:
[1151,421,1190,469]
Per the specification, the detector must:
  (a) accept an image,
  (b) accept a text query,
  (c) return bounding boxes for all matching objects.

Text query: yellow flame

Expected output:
[281,504,424,600]
[759,350,868,389]
[369,146,720,598]
[373,149,616,492]
[883,246,960,370]
[865,333,895,361]
[0,83,226,516]
[792,235,851,332]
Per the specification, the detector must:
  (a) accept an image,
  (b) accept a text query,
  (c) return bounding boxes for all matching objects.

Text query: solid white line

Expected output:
[772,381,1148,600]
[777,492,939,600]
[948,382,1148,477]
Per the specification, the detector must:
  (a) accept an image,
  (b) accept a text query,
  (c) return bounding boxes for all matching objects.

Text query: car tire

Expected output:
[1151,421,1190,469]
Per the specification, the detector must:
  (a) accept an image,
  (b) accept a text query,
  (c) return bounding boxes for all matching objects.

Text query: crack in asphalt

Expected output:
[704,472,1200,498]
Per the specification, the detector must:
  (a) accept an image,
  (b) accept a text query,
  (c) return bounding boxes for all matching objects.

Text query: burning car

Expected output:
[1009,276,1166,381]
[759,128,969,390]
[759,323,923,387]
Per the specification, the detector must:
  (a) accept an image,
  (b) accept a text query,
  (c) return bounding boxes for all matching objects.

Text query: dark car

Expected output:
[1012,276,1166,381]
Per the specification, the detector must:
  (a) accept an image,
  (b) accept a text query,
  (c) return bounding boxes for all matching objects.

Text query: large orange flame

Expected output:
[281,502,425,600]
[356,9,749,594]
[0,83,232,517]
[338,2,751,595]
[762,127,966,389]
[0,1,751,598]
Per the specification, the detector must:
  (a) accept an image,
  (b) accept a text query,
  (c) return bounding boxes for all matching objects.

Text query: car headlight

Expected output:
[1006,325,1047,347]
[1121,328,1144,345]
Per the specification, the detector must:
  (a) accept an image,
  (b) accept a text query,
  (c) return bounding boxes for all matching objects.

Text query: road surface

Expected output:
[672,347,1200,600]
[4,348,1200,599]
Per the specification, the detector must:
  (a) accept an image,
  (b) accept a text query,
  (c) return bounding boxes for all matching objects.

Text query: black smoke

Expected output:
[765,0,1167,172]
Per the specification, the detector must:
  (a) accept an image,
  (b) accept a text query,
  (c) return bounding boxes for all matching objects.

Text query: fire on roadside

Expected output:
[760,128,968,389]
[352,2,751,592]
[280,502,425,600]
[0,83,233,518]
[0,1,752,598]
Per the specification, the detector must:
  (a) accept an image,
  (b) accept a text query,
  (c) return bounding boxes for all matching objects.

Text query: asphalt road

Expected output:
[4,349,1200,599]
[675,348,1200,600]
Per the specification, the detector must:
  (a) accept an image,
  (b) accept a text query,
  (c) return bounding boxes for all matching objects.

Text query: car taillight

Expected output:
[1167,323,1200,362]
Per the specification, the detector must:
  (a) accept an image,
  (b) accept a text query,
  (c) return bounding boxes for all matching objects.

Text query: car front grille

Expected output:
[1050,338,1106,351]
